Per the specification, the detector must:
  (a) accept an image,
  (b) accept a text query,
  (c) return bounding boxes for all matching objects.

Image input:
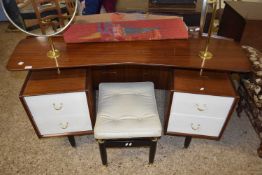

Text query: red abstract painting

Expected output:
[63,18,188,43]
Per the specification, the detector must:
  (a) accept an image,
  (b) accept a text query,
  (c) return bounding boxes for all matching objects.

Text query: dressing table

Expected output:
[6,35,253,148]
[7,36,249,71]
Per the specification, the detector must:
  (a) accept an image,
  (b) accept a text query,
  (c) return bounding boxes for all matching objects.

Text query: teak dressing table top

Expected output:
[7,36,251,72]
[22,69,87,96]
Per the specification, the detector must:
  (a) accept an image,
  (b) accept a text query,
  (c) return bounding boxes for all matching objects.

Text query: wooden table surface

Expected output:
[6,36,251,72]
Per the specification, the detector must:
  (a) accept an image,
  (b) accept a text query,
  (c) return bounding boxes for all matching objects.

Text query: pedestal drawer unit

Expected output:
[165,70,238,139]
[20,69,95,138]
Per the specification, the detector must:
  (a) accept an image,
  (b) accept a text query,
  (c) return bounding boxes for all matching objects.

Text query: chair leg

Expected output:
[149,139,157,164]
[98,140,108,165]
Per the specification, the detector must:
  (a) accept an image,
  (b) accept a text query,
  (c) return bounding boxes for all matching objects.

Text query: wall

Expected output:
[0,3,8,21]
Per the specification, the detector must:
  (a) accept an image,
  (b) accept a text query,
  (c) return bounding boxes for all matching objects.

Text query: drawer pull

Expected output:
[191,123,200,130]
[195,103,207,111]
[53,103,63,110]
[59,122,69,129]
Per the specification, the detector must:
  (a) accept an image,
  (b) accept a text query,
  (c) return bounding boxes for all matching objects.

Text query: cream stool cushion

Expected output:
[94,82,162,139]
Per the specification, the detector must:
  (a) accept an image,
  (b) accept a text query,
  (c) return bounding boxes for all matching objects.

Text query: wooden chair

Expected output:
[64,0,75,16]
[30,0,65,34]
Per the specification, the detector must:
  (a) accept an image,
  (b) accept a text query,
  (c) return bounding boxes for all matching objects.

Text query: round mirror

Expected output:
[1,0,77,36]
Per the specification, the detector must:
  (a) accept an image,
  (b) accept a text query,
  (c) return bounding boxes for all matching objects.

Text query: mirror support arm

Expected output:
[199,0,217,76]
[47,37,61,74]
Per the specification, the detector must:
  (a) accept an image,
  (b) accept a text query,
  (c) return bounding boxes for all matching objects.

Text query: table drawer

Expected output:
[170,92,234,119]
[167,113,225,137]
[24,92,92,135]
[31,113,92,135]
[25,92,88,118]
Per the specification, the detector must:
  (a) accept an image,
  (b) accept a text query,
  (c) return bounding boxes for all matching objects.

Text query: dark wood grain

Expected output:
[218,1,262,51]
[22,68,87,96]
[240,20,262,51]
[218,3,245,42]
[223,1,262,20]
[86,68,96,128]
[7,36,251,72]
[91,65,172,89]
[173,70,237,97]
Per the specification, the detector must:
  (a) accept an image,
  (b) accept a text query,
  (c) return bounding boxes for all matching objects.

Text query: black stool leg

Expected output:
[67,136,76,147]
[98,140,107,165]
[184,136,192,148]
[149,139,157,164]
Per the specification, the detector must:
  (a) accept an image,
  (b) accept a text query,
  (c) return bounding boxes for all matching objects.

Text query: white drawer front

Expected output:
[25,92,92,135]
[171,92,234,119]
[167,114,225,137]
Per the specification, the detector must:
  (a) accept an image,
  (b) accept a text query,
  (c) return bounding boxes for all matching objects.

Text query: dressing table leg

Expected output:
[68,136,76,147]
[236,88,244,118]
[98,141,108,165]
[258,142,262,158]
[184,136,192,148]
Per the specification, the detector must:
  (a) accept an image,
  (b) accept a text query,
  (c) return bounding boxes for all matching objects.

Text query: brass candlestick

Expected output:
[47,37,61,74]
[199,0,217,76]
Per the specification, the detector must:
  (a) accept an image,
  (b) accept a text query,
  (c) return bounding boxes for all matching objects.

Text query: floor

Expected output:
[0,22,262,175]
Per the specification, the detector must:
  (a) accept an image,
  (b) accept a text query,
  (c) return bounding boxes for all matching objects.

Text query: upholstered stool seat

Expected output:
[94,82,162,165]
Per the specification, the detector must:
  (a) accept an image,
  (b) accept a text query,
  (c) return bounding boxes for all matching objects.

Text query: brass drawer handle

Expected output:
[191,123,200,130]
[59,122,69,129]
[195,103,207,111]
[53,103,63,110]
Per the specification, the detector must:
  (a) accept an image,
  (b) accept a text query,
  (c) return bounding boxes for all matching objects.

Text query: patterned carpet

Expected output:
[0,22,262,175]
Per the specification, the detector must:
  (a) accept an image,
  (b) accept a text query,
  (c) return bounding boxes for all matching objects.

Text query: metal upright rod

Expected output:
[200,0,208,36]
[204,1,217,55]
[47,37,61,74]
[199,0,217,76]
[48,37,56,53]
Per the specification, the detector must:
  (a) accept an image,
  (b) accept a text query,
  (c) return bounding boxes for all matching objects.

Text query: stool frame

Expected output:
[97,137,159,165]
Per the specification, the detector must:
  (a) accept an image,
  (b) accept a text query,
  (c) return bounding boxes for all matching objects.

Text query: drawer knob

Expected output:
[59,122,69,129]
[191,123,200,130]
[53,103,63,110]
[195,103,207,111]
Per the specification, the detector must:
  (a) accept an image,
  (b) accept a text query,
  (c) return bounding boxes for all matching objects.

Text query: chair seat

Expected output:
[94,82,162,139]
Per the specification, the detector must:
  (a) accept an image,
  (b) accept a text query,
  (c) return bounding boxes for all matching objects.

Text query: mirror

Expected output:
[1,0,77,36]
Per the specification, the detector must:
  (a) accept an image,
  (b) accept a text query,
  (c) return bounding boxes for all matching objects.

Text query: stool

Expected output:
[94,82,162,165]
